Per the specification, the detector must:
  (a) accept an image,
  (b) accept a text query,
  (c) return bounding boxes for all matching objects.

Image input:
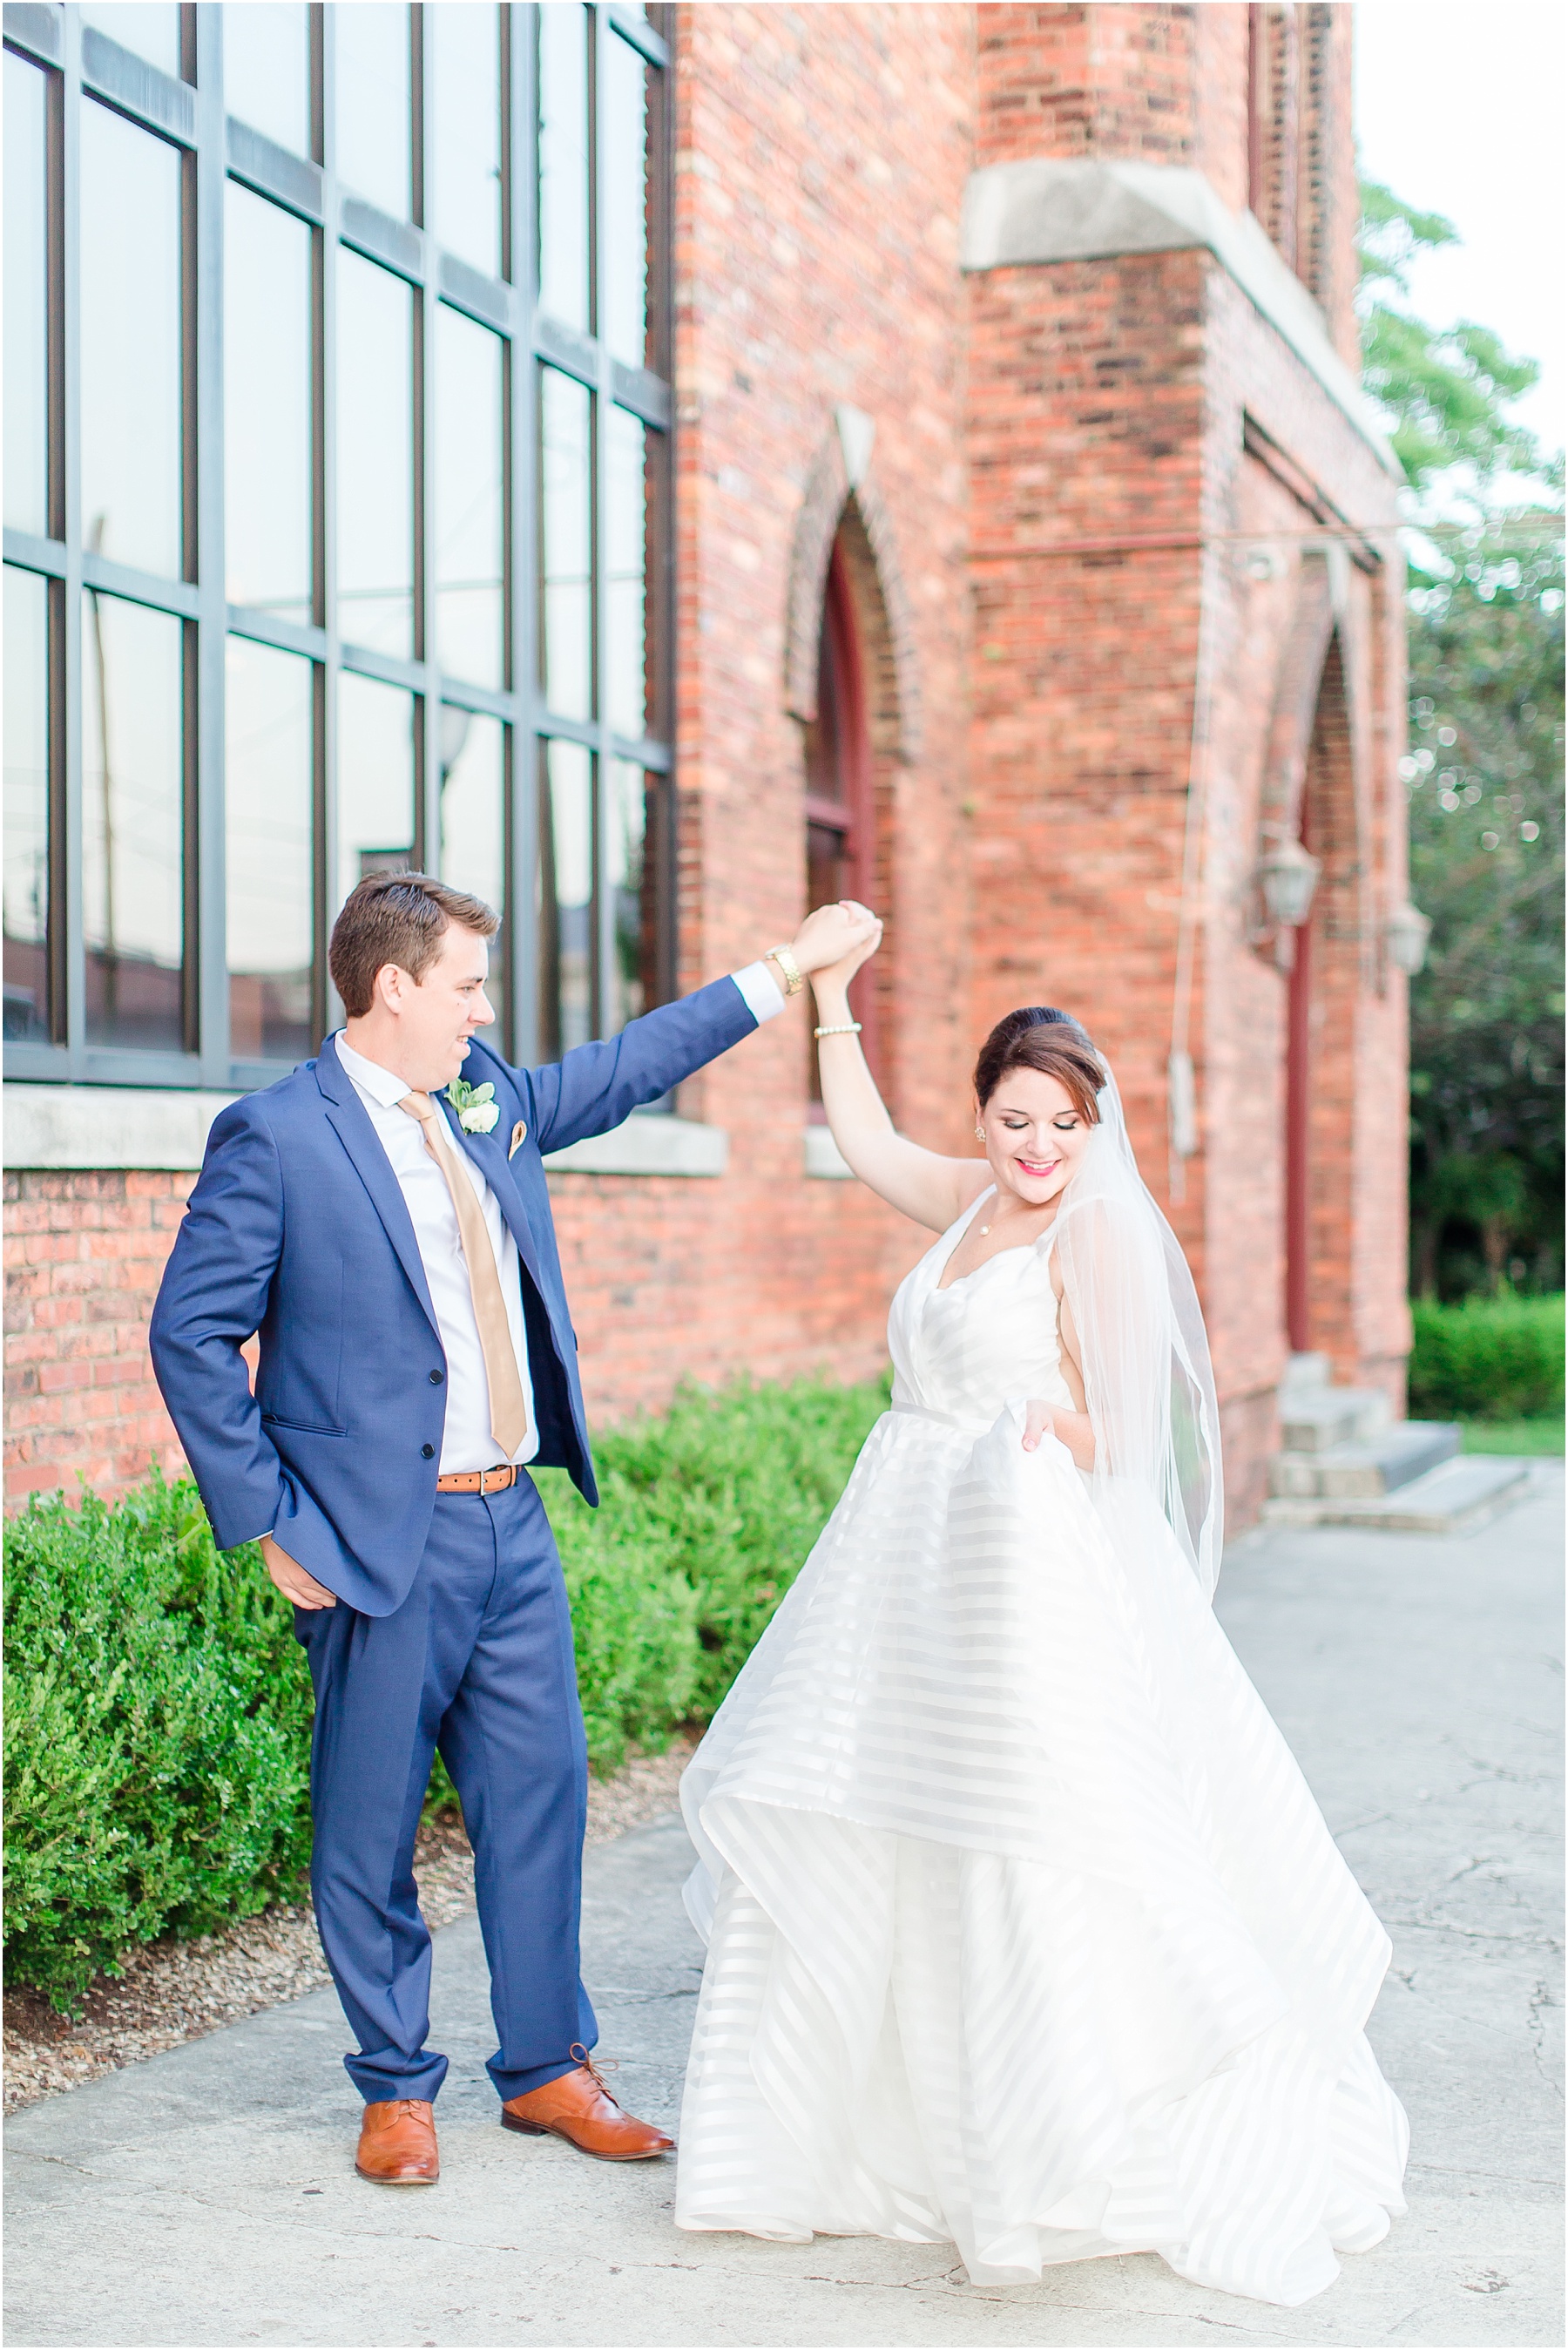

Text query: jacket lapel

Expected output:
[442,1101,551,1301]
[314,1035,442,1341]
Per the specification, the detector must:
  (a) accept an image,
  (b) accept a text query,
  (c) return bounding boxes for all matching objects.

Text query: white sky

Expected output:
[1354,1,1565,460]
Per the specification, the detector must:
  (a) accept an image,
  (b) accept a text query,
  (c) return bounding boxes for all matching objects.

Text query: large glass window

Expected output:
[429,3,502,281]
[337,672,416,918]
[539,365,591,721]
[602,29,650,369]
[226,638,314,1063]
[81,593,185,1051]
[4,3,672,1088]
[3,567,51,1042]
[4,51,50,537]
[434,305,505,688]
[537,3,589,331]
[225,182,313,624]
[335,3,411,220]
[80,4,181,78]
[539,738,593,1056]
[79,99,183,579]
[441,709,508,1046]
[336,250,414,658]
[224,3,311,157]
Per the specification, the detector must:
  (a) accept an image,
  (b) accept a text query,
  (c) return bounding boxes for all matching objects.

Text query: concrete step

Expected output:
[1262,1453,1535,1534]
[1279,1351,1334,1398]
[1270,1419,1460,1500]
[1279,1386,1392,1453]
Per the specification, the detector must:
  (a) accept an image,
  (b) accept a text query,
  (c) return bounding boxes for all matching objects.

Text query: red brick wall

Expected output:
[5,1172,193,1504]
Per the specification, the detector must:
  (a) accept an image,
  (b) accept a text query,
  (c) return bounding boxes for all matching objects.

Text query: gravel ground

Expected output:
[3,1737,693,2115]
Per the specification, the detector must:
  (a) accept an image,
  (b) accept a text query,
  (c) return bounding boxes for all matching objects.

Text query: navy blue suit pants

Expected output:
[294,1473,595,2104]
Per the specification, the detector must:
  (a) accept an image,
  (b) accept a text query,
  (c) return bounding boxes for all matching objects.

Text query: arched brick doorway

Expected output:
[803,532,882,1110]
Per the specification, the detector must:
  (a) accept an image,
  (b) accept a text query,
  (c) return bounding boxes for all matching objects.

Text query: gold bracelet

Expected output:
[765,944,804,997]
[813,1021,862,1038]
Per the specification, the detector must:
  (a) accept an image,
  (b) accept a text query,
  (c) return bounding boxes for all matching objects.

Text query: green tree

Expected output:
[1358,181,1565,1297]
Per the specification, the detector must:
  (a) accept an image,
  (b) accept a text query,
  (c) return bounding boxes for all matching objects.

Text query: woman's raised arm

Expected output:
[808,908,990,1235]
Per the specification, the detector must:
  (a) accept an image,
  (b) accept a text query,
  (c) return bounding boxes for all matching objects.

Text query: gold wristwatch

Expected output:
[765,944,804,998]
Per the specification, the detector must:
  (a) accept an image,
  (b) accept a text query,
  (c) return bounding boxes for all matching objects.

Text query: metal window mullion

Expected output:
[319,4,341,1026]
[414,3,439,879]
[59,3,84,1073]
[192,1,226,1083]
[510,3,540,1063]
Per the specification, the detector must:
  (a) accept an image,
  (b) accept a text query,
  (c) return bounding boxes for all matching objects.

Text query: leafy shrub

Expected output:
[1409,1290,1565,1421]
[5,1378,889,2002]
[3,1474,314,2011]
[543,1374,890,1722]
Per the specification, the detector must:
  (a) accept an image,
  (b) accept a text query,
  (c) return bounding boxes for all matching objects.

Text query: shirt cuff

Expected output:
[732,959,787,1026]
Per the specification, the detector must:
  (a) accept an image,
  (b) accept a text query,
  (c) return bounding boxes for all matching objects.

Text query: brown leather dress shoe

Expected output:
[355,2097,440,2184]
[501,2046,674,2160]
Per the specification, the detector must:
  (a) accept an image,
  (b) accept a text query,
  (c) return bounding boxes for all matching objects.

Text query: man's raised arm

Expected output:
[524,901,880,1157]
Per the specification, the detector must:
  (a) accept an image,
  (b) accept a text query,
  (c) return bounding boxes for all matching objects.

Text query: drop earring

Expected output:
[974,1125,984,1141]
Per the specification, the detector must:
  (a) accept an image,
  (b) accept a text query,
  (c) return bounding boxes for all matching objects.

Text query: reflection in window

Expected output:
[605,407,646,742]
[605,762,649,1038]
[537,2,588,331]
[226,638,314,1062]
[82,593,184,1050]
[224,3,311,156]
[79,100,183,579]
[80,3,181,78]
[335,3,411,220]
[538,739,592,1055]
[434,306,504,687]
[336,250,413,657]
[336,672,415,924]
[429,3,502,281]
[4,53,49,537]
[3,567,51,1042]
[602,30,649,369]
[441,708,506,1046]
[539,367,591,721]
[225,184,312,623]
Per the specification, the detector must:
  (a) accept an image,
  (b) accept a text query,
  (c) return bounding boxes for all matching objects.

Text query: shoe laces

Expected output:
[570,2042,623,2108]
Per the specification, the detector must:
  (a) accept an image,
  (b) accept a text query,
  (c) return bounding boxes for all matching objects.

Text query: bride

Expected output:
[673,908,1409,2307]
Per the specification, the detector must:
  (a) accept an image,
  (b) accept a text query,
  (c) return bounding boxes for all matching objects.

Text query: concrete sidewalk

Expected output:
[6,1470,1562,2350]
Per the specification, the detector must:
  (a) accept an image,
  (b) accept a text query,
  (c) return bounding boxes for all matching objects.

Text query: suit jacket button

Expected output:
[429,1369,444,1384]
[421,1443,436,1459]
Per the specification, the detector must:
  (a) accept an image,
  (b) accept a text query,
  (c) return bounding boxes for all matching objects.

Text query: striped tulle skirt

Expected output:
[673,1405,1409,2306]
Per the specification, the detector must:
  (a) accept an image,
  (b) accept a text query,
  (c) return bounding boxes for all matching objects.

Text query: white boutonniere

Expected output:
[445,1077,500,1135]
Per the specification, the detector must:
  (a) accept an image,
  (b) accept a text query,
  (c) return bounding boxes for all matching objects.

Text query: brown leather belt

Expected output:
[435,1464,518,1495]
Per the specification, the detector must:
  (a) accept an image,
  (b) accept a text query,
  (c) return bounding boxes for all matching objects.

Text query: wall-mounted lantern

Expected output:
[1256,836,1321,931]
[1385,900,1432,976]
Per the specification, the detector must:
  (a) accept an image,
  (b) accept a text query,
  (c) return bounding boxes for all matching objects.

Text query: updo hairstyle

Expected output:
[974,1006,1104,1124]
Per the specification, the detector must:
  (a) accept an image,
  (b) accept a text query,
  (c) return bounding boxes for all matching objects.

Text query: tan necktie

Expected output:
[398,1093,531,1461]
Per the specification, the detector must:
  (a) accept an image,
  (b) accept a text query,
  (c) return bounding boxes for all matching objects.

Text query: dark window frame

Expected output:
[3,0,674,1090]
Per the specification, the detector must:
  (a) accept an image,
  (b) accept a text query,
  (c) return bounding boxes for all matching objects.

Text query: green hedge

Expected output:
[1409,1290,1565,1422]
[4,1376,888,2011]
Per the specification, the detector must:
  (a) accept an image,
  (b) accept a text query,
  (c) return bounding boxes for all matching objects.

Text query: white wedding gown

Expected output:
[675,1194,1409,2306]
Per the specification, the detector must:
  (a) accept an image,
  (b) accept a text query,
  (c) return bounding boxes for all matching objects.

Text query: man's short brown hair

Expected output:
[328,870,499,1019]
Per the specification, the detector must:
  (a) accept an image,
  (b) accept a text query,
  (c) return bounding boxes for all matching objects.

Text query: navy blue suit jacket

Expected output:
[149,978,758,1615]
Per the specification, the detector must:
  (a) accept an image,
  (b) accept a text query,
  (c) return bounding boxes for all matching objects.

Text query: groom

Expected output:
[150,871,872,2184]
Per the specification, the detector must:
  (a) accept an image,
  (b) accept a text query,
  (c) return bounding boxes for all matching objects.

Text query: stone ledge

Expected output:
[3,1085,239,1173]
[544,1117,728,1178]
[960,158,1400,477]
[3,1086,730,1179]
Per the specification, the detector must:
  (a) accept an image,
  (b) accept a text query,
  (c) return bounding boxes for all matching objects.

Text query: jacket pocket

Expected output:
[261,1412,349,1438]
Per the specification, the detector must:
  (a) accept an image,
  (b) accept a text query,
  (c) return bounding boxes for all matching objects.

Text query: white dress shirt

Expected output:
[331,965,784,1477]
